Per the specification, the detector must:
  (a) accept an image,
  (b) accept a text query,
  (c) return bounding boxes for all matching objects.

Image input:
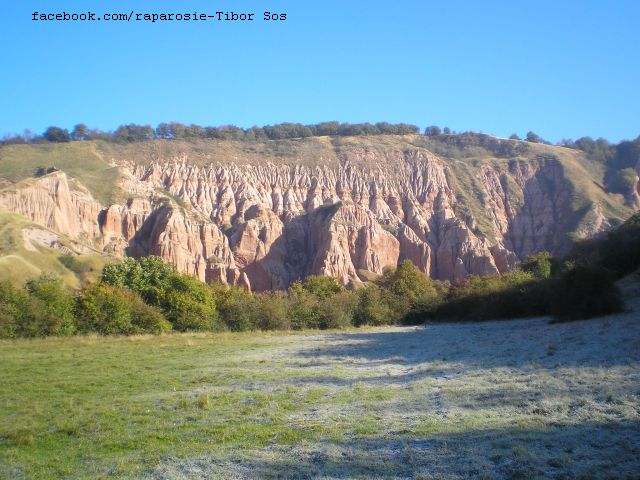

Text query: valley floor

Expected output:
[1,306,639,479]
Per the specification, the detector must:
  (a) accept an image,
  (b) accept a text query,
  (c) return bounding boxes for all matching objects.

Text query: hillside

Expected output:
[0,134,636,290]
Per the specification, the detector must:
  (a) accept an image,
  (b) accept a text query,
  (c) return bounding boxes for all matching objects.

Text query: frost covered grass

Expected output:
[1,305,639,479]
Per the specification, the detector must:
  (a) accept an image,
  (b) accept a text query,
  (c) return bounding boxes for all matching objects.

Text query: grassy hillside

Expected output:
[0,209,110,288]
[0,142,122,204]
[1,311,638,478]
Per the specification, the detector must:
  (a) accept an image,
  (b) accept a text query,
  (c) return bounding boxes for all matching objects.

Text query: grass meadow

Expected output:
[1,305,639,479]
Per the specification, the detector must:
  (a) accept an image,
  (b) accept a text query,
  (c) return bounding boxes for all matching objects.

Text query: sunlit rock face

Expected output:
[0,145,623,290]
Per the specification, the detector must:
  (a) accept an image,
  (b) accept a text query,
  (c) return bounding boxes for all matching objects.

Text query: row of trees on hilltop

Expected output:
[0,121,422,145]
[9,124,552,145]
[3,122,637,196]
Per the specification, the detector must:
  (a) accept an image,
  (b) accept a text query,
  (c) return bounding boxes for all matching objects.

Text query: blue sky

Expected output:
[2,0,639,142]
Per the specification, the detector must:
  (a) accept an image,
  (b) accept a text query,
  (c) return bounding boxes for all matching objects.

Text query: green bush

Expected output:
[129,299,172,334]
[377,261,435,299]
[0,281,27,338]
[75,283,138,335]
[76,283,171,335]
[0,276,76,338]
[567,212,640,279]
[300,275,342,299]
[286,280,357,329]
[23,275,76,336]
[254,293,290,331]
[597,213,640,277]
[216,285,257,331]
[161,274,219,331]
[353,285,395,326]
[429,270,552,322]
[550,265,623,322]
[376,260,439,323]
[287,284,322,329]
[315,290,358,329]
[104,258,219,331]
[102,256,175,306]
[610,167,637,194]
[521,252,552,279]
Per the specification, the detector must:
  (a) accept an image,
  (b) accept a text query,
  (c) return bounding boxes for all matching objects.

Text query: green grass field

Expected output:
[1,305,638,479]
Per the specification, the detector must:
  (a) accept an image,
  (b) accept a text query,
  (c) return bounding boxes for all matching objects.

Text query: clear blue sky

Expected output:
[2,0,639,142]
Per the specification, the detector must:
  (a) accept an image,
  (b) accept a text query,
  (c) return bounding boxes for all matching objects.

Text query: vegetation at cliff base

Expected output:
[2,209,640,340]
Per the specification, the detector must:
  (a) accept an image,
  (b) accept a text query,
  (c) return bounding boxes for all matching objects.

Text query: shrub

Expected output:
[0,276,76,338]
[129,298,172,334]
[315,290,358,329]
[300,275,342,299]
[0,281,27,338]
[610,167,637,194]
[161,274,219,331]
[353,285,395,326]
[521,252,552,279]
[597,213,640,278]
[216,285,257,331]
[377,261,435,300]
[285,280,357,330]
[23,275,76,336]
[429,270,552,322]
[102,256,175,306]
[75,283,137,335]
[550,265,623,322]
[376,260,439,322]
[254,293,290,330]
[287,284,322,329]
[76,283,171,335]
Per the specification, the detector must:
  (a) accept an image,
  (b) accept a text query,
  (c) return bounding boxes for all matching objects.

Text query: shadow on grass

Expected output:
[150,420,640,479]
[294,312,639,372]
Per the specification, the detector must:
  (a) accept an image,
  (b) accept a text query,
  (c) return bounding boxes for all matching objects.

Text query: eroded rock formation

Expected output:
[0,146,628,290]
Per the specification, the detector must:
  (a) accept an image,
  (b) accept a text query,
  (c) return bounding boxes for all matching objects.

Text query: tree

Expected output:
[610,168,637,194]
[353,285,394,326]
[424,126,442,136]
[216,285,257,331]
[102,256,176,306]
[1,134,26,145]
[43,126,71,142]
[525,131,542,143]
[443,127,452,135]
[301,275,342,299]
[551,265,623,322]
[376,260,436,303]
[0,281,28,338]
[509,133,521,140]
[75,283,137,335]
[113,124,155,142]
[314,121,340,136]
[71,124,88,141]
